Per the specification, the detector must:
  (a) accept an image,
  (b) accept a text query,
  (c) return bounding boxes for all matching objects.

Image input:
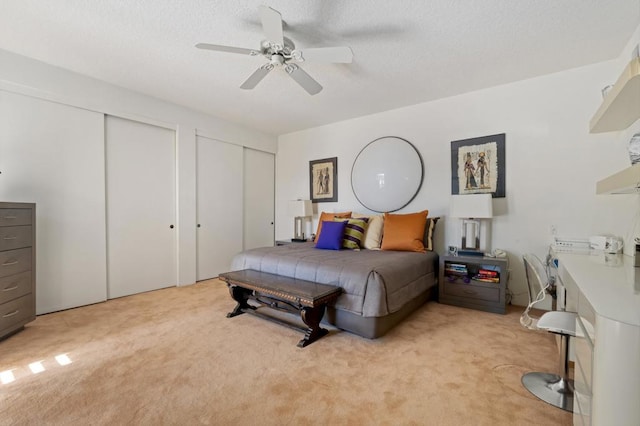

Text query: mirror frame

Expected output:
[350,136,424,213]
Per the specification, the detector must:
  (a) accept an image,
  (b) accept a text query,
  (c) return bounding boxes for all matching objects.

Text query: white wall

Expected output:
[0,49,277,287]
[276,24,640,306]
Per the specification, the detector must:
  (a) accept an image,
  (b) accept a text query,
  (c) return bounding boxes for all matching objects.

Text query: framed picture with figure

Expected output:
[451,134,506,198]
[309,157,338,203]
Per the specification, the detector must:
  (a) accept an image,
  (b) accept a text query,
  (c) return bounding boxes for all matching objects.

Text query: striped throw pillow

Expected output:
[423,217,439,251]
[352,213,384,249]
[335,217,369,249]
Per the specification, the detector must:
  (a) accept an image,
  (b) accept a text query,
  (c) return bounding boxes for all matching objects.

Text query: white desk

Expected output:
[556,252,640,426]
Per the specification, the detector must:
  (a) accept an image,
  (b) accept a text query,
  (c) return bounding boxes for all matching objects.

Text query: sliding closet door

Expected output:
[106,116,177,298]
[244,148,275,249]
[196,136,243,281]
[0,91,107,314]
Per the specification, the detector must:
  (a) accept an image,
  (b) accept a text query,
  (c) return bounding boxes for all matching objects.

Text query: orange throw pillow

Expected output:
[314,211,352,242]
[381,210,429,252]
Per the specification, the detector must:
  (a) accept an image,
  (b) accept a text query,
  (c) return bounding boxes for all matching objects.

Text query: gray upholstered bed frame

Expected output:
[230,243,439,339]
[324,283,437,339]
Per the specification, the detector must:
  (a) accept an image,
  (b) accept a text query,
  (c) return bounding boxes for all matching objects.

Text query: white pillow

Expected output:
[352,213,384,249]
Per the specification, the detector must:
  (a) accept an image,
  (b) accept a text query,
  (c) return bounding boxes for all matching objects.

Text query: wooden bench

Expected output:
[218,269,342,347]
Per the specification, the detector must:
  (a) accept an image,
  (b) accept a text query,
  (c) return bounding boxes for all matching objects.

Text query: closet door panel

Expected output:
[196,136,243,281]
[244,148,275,249]
[106,116,176,298]
[0,91,107,314]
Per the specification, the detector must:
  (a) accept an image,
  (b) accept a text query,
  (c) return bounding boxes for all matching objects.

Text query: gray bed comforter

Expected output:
[230,242,438,317]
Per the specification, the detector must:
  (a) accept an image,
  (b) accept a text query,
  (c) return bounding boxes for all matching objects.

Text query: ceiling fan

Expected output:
[196,5,353,95]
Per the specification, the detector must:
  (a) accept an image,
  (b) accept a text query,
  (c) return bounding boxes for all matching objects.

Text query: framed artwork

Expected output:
[310,157,338,202]
[451,133,505,198]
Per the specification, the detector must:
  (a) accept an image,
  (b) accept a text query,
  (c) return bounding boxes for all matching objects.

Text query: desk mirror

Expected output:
[351,136,423,212]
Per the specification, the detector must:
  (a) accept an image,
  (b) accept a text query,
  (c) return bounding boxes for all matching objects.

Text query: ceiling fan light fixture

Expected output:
[270,54,285,66]
[291,50,304,62]
[196,5,352,95]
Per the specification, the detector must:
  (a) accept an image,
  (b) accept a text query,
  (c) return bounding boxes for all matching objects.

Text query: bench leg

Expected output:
[226,285,253,318]
[298,305,329,348]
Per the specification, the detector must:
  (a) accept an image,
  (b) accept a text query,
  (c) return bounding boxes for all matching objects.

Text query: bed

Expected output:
[230,242,438,339]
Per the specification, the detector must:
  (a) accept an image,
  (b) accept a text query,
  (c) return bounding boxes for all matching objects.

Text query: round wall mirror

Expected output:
[351,136,423,212]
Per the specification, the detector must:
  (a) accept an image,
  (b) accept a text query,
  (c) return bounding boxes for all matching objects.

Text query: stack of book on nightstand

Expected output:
[473,268,499,283]
[445,263,468,277]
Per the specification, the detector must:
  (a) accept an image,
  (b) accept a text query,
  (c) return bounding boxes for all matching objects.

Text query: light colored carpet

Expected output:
[0,280,571,425]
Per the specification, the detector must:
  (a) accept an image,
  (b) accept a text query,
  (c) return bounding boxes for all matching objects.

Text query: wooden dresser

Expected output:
[0,202,36,340]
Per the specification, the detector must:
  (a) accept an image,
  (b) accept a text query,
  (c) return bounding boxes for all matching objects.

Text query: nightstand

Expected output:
[439,254,508,314]
[275,239,309,246]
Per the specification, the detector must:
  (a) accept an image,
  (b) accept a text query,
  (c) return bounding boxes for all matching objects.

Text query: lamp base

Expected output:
[293,216,307,241]
[461,219,481,250]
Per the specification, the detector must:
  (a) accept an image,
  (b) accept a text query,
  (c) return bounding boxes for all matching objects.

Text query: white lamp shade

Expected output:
[450,194,493,218]
[287,200,313,217]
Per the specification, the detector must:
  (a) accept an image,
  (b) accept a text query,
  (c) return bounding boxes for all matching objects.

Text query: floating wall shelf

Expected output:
[590,57,640,133]
[596,163,640,194]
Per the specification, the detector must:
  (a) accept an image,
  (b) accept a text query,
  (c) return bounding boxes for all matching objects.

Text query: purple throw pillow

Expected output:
[315,220,347,250]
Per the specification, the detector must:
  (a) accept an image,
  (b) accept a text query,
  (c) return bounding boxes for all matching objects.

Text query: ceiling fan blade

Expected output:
[295,46,353,63]
[195,43,257,56]
[240,65,272,90]
[285,64,322,95]
[258,5,284,47]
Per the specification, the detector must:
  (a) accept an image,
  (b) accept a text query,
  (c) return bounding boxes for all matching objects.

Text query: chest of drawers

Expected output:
[0,202,36,340]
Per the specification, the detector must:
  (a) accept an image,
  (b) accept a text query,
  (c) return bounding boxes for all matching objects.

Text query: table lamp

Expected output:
[450,194,493,251]
[287,200,312,241]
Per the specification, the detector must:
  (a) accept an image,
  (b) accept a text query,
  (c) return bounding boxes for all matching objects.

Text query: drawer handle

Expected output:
[2,285,18,292]
[3,236,17,240]
[2,261,18,266]
[2,310,19,318]
[463,290,477,295]
[3,216,17,220]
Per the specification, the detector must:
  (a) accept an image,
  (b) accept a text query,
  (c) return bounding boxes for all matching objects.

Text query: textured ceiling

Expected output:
[0,1,638,135]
